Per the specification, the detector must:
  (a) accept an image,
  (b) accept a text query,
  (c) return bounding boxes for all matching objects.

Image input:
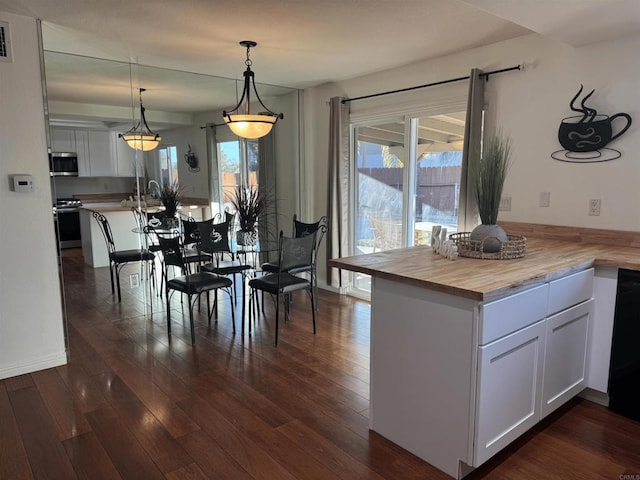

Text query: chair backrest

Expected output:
[157,235,186,272]
[279,230,316,273]
[183,217,217,246]
[197,220,232,256]
[92,212,116,254]
[181,217,199,246]
[146,211,168,229]
[293,214,328,263]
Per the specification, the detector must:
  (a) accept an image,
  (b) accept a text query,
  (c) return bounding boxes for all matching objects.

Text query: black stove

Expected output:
[55,198,83,210]
[53,198,82,248]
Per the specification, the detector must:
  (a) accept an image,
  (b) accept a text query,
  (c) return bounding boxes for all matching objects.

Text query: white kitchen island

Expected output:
[79,204,143,268]
[79,202,209,268]
[329,237,640,478]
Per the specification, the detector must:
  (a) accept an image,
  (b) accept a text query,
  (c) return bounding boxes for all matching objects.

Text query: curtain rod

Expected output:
[341,65,522,105]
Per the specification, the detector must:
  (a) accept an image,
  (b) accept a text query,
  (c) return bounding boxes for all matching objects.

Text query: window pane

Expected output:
[247,140,259,188]
[413,112,464,246]
[354,121,405,291]
[218,140,240,211]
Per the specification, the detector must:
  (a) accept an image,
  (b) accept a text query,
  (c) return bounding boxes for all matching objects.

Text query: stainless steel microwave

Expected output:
[49,152,78,176]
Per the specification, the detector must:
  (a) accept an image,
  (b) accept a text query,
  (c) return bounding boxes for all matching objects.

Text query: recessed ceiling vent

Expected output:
[0,21,12,63]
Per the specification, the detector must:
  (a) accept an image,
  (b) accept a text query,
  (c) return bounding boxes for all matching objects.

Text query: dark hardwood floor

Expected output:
[2,248,640,479]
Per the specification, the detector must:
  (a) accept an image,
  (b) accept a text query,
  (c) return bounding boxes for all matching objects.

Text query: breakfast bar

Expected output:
[329,232,640,479]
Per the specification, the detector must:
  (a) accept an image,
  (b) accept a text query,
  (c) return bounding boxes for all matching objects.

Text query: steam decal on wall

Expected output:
[551,85,632,163]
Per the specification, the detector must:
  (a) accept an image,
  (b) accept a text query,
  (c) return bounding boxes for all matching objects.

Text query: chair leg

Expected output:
[310,285,317,335]
[207,292,211,326]
[166,289,172,338]
[109,262,115,294]
[248,288,253,336]
[228,288,235,333]
[241,276,246,335]
[115,264,122,302]
[188,294,196,345]
[275,292,280,346]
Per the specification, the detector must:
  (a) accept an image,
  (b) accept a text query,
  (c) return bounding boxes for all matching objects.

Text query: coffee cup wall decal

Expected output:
[552,85,632,162]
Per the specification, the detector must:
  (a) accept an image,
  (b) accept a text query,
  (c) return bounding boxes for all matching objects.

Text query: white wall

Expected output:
[0,13,67,379]
[305,33,640,286]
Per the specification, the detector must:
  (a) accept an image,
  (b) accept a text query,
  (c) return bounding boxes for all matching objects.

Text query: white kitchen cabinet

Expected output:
[474,320,546,467]
[52,127,127,177]
[113,132,137,177]
[50,127,76,152]
[74,129,91,176]
[86,130,116,176]
[541,299,592,418]
[369,267,595,479]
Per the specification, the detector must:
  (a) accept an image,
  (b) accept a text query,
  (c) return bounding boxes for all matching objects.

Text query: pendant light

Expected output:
[120,88,161,151]
[223,41,284,139]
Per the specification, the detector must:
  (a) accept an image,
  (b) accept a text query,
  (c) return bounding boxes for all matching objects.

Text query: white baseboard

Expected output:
[579,387,609,407]
[0,351,68,380]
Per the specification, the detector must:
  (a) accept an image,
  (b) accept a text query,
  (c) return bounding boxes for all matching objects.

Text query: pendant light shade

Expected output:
[120,88,161,151]
[223,41,284,139]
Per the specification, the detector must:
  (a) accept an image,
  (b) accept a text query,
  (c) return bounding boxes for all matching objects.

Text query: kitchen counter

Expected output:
[81,202,208,215]
[329,237,640,301]
[329,228,638,478]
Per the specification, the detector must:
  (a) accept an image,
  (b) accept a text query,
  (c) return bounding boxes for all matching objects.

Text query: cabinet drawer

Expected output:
[479,284,548,345]
[547,268,594,316]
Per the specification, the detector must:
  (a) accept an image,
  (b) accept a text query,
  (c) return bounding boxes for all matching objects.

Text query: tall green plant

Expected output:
[473,132,512,225]
[227,185,268,232]
[159,182,183,217]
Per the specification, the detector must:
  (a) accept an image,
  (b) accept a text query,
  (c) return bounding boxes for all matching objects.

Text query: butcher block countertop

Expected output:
[329,237,640,302]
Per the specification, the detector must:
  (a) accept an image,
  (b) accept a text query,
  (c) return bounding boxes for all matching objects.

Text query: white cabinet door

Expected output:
[87,130,116,176]
[50,127,76,152]
[75,130,91,176]
[113,132,137,177]
[541,299,592,418]
[474,320,546,467]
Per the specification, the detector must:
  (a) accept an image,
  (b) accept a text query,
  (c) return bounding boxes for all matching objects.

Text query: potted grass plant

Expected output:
[469,131,512,253]
[158,182,183,228]
[227,185,268,246]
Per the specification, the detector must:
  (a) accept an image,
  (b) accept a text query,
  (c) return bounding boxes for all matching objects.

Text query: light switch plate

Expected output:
[539,192,550,207]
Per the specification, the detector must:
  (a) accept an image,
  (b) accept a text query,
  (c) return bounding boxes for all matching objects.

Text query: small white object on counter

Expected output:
[431,225,457,260]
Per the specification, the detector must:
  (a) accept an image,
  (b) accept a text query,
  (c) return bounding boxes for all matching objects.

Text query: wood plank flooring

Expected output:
[2,248,639,479]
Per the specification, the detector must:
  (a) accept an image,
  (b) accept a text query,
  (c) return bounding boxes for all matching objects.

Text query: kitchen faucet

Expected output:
[147,180,161,198]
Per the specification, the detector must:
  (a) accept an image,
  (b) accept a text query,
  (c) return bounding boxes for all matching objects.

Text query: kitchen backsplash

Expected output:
[51,176,136,199]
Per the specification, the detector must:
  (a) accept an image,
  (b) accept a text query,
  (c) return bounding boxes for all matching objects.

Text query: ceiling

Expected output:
[1,0,637,89]
[1,0,638,134]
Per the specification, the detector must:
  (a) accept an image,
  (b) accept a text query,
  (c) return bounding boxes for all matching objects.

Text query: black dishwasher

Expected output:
[608,268,640,422]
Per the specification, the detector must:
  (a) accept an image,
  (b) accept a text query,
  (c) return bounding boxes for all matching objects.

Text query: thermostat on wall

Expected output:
[12,175,34,193]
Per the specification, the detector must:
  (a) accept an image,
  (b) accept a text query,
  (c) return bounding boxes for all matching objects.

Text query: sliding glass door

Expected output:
[216,138,260,213]
[352,111,465,294]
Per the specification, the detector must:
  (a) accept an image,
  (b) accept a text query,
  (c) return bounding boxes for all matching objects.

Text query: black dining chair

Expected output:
[157,235,235,345]
[197,220,252,319]
[181,217,213,270]
[248,230,317,346]
[261,214,328,308]
[92,211,155,302]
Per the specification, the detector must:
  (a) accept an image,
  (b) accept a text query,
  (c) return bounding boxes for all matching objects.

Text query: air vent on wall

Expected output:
[0,21,12,63]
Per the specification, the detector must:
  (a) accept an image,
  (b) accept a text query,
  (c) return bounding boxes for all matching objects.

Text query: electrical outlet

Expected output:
[499,196,512,212]
[539,192,550,207]
[129,273,140,288]
[589,199,601,216]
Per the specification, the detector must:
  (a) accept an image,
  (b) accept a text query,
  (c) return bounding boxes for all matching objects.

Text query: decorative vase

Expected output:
[161,215,179,230]
[236,230,258,247]
[470,224,507,253]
